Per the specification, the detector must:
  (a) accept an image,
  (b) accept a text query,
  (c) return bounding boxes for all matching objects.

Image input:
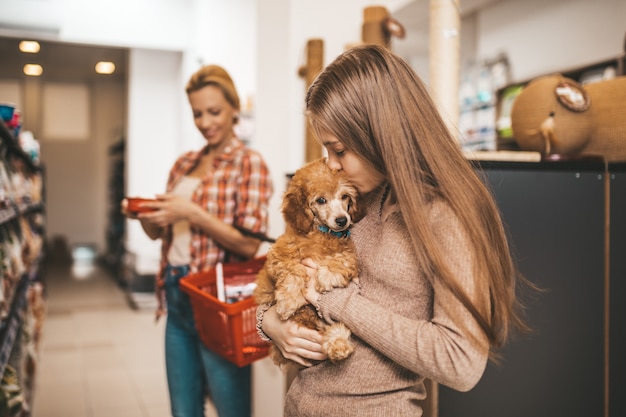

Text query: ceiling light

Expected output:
[19,40,40,53]
[95,61,115,74]
[23,64,43,76]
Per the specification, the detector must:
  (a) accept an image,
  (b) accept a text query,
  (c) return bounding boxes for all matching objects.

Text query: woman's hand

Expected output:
[120,198,137,219]
[136,193,198,228]
[119,197,168,240]
[262,305,327,367]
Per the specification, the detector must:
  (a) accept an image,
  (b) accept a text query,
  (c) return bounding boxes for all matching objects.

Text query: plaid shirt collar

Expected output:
[198,136,243,163]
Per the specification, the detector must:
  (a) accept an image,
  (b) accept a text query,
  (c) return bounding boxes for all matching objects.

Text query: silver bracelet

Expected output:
[256,303,274,342]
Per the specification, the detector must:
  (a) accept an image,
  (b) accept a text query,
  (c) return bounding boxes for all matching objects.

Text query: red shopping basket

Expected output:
[179,256,270,367]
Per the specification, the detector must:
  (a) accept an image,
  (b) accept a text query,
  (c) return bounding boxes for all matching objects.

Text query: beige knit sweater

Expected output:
[284,185,489,416]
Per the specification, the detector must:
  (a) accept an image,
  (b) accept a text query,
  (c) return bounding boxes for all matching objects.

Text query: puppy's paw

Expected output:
[275,296,305,321]
[323,323,354,362]
[316,266,350,292]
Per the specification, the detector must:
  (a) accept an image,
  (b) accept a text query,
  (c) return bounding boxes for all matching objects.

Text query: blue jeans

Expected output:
[164,265,251,417]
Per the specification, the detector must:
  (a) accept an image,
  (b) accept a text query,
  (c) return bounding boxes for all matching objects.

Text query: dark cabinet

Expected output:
[439,159,622,417]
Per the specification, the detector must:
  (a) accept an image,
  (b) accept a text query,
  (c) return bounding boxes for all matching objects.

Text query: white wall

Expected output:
[476,0,626,82]
[125,48,183,273]
[0,0,192,50]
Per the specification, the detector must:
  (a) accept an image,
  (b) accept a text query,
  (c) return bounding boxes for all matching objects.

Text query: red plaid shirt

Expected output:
[156,137,273,313]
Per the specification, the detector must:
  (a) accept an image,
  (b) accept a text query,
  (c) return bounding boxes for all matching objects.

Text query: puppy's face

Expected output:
[283,158,360,235]
[306,178,357,232]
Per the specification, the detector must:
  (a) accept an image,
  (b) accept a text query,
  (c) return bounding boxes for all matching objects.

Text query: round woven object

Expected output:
[511,75,593,154]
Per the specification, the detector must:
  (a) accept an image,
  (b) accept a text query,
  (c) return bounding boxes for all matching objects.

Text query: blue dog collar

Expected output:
[318,225,350,238]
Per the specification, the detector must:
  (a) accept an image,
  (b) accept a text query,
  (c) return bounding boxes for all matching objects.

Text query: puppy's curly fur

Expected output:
[254,158,361,369]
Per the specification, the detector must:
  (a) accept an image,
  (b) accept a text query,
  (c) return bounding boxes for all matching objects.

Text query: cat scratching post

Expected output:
[429,0,461,134]
[298,38,325,163]
[362,5,405,48]
[421,2,461,415]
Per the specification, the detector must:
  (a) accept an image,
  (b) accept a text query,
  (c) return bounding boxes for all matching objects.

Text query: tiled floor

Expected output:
[31,259,217,417]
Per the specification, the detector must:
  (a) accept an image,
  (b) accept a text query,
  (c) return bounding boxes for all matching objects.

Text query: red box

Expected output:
[125,197,158,215]
[179,256,270,367]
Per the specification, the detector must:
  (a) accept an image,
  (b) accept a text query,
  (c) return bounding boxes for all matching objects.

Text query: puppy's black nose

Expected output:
[336,217,347,228]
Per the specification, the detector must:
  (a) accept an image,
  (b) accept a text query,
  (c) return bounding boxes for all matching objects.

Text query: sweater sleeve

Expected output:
[316,202,490,392]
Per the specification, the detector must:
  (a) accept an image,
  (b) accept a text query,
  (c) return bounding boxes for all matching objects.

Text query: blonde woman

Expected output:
[123,65,273,417]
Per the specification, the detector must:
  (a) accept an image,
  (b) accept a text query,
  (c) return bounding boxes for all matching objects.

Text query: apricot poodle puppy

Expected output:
[254,158,361,368]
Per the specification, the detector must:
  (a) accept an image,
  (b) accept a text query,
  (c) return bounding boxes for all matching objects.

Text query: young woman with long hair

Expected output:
[258,44,530,416]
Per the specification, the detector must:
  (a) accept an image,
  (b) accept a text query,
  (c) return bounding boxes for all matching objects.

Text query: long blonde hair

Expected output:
[305,44,530,359]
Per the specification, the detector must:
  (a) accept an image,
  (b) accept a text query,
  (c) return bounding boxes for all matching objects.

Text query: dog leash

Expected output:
[234,225,276,244]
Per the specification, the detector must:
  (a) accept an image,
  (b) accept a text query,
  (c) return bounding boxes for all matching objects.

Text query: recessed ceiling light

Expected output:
[19,40,40,54]
[95,61,115,74]
[23,64,43,76]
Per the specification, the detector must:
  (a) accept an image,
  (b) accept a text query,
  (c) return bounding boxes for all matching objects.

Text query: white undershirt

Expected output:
[167,176,201,266]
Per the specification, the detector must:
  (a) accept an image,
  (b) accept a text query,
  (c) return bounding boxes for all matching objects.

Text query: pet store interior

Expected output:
[1,0,625,416]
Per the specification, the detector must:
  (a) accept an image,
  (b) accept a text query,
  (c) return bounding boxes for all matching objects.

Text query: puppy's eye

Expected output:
[342,194,350,201]
[315,197,327,205]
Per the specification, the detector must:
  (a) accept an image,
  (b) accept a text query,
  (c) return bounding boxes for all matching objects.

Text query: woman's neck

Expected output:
[204,134,234,157]
[188,137,232,178]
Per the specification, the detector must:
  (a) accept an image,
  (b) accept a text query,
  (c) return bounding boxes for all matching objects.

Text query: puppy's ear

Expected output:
[336,172,364,224]
[342,183,364,224]
[282,179,315,235]
[350,195,365,223]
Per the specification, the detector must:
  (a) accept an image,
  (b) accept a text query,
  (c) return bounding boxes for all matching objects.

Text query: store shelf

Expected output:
[0,261,40,377]
[0,117,45,416]
[0,120,38,173]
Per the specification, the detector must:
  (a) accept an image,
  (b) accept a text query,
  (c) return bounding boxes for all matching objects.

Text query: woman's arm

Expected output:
[311,203,490,392]
[317,282,488,391]
[134,194,262,258]
[139,219,165,240]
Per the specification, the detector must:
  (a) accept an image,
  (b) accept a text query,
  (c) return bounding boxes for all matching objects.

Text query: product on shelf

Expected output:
[0,107,46,416]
